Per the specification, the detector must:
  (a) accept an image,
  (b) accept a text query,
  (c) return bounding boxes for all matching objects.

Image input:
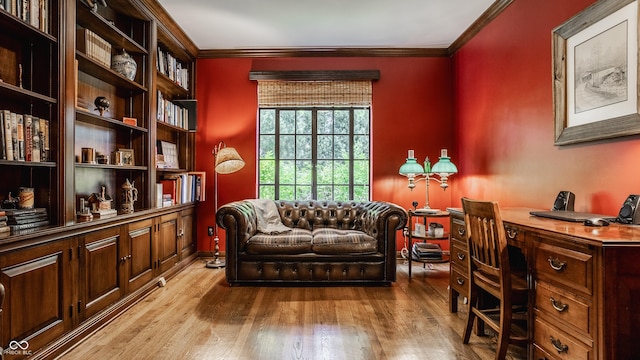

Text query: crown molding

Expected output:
[198,47,449,59]
[448,0,514,55]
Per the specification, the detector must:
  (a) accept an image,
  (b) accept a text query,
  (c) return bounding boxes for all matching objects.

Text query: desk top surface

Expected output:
[448,207,640,246]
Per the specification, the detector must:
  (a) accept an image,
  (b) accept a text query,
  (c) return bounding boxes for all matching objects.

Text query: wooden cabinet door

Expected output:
[0,238,76,354]
[157,213,179,274]
[179,207,196,259]
[124,219,155,293]
[80,227,124,320]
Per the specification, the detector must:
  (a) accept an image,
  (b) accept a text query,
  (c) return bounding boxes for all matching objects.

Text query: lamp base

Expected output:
[205,259,225,269]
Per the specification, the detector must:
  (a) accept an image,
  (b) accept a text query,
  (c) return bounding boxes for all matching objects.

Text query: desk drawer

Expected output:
[534,318,592,360]
[450,265,468,297]
[450,241,468,270]
[535,281,591,336]
[534,241,593,295]
[451,218,466,242]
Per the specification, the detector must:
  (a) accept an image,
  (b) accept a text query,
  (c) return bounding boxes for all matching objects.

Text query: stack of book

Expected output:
[412,242,443,261]
[6,208,49,234]
[0,210,9,235]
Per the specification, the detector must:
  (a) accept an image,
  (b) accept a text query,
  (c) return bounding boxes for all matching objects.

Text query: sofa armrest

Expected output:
[358,201,407,255]
[216,200,258,280]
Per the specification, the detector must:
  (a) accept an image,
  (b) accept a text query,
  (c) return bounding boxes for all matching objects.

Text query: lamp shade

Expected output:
[399,150,425,176]
[430,149,458,175]
[215,146,245,174]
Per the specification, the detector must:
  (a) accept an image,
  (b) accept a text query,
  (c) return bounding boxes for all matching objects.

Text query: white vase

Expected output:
[112,49,137,81]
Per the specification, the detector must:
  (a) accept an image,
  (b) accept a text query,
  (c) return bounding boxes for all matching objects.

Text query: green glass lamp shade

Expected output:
[430,149,458,175]
[399,152,425,176]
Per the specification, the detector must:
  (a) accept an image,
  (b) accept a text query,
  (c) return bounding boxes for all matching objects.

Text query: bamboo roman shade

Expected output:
[257,80,372,107]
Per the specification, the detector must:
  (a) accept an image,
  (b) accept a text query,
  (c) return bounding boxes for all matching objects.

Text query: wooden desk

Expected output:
[448,208,640,360]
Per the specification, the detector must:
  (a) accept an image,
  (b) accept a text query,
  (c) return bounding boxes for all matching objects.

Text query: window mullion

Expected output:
[274,108,281,200]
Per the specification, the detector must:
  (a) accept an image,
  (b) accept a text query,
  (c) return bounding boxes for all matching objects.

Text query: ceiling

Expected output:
[155,0,496,50]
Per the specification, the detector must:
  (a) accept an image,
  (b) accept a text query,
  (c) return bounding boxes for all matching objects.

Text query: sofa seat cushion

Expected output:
[311,228,378,255]
[245,228,312,255]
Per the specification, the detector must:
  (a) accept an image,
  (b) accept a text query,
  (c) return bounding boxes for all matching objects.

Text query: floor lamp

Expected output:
[206,141,245,269]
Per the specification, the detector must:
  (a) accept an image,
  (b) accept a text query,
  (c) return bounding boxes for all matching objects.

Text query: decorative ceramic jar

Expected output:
[111,49,137,81]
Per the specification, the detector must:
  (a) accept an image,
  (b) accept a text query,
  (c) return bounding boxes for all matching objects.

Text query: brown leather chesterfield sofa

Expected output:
[216,200,407,285]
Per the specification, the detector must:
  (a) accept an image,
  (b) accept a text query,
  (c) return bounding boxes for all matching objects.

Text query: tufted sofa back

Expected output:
[274,200,363,231]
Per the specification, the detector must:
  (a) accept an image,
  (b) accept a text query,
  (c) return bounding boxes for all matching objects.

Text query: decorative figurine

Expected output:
[112,49,137,81]
[94,96,110,116]
[89,185,118,219]
[77,198,93,222]
[120,179,138,214]
[1,192,19,209]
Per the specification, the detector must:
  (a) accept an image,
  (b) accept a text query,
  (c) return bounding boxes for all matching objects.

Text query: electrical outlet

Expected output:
[208,226,214,236]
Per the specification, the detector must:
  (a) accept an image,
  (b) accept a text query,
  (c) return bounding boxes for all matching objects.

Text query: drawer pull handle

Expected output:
[456,277,465,285]
[457,228,466,236]
[550,336,568,353]
[547,257,566,271]
[550,297,568,312]
[457,252,465,261]
[506,228,518,239]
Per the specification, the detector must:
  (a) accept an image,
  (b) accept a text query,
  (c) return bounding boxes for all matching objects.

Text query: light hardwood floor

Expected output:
[58,259,526,360]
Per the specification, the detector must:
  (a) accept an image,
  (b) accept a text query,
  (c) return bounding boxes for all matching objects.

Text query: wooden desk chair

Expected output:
[461,198,527,360]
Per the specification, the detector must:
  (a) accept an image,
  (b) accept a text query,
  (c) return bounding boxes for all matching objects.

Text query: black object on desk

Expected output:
[529,210,617,223]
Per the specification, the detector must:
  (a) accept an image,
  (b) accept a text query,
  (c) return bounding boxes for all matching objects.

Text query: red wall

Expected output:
[452,0,640,215]
[195,57,454,252]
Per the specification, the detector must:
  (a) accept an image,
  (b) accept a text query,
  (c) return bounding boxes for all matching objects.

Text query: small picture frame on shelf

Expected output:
[118,148,134,166]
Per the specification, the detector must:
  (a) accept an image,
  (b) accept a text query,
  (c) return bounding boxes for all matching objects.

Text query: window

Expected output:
[258,107,370,201]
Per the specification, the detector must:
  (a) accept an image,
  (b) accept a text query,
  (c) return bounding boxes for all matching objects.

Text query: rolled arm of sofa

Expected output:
[358,201,407,255]
[216,200,258,280]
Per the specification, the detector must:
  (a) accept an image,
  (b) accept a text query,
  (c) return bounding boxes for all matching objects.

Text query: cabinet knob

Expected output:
[456,277,465,285]
[506,228,518,240]
[457,228,466,236]
[456,252,465,261]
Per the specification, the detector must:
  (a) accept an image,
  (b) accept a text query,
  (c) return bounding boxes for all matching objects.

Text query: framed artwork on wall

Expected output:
[553,0,640,145]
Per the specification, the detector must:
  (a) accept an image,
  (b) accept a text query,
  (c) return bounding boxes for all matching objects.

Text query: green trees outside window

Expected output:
[258,108,370,201]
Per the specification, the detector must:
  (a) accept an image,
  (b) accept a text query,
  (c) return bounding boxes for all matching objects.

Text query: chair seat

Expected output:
[473,271,528,304]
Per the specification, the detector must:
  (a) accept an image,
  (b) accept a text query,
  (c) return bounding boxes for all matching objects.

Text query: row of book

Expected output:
[157,91,191,130]
[0,0,49,33]
[0,109,50,162]
[157,172,205,207]
[0,208,49,235]
[157,46,189,91]
[77,27,112,68]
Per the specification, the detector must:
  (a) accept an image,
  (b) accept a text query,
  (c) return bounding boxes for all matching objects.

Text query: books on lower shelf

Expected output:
[412,242,443,261]
[0,109,50,162]
[158,171,206,206]
[1,208,50,234]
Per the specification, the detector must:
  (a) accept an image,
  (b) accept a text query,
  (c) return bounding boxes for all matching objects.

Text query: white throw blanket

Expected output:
[248,199,291,234]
